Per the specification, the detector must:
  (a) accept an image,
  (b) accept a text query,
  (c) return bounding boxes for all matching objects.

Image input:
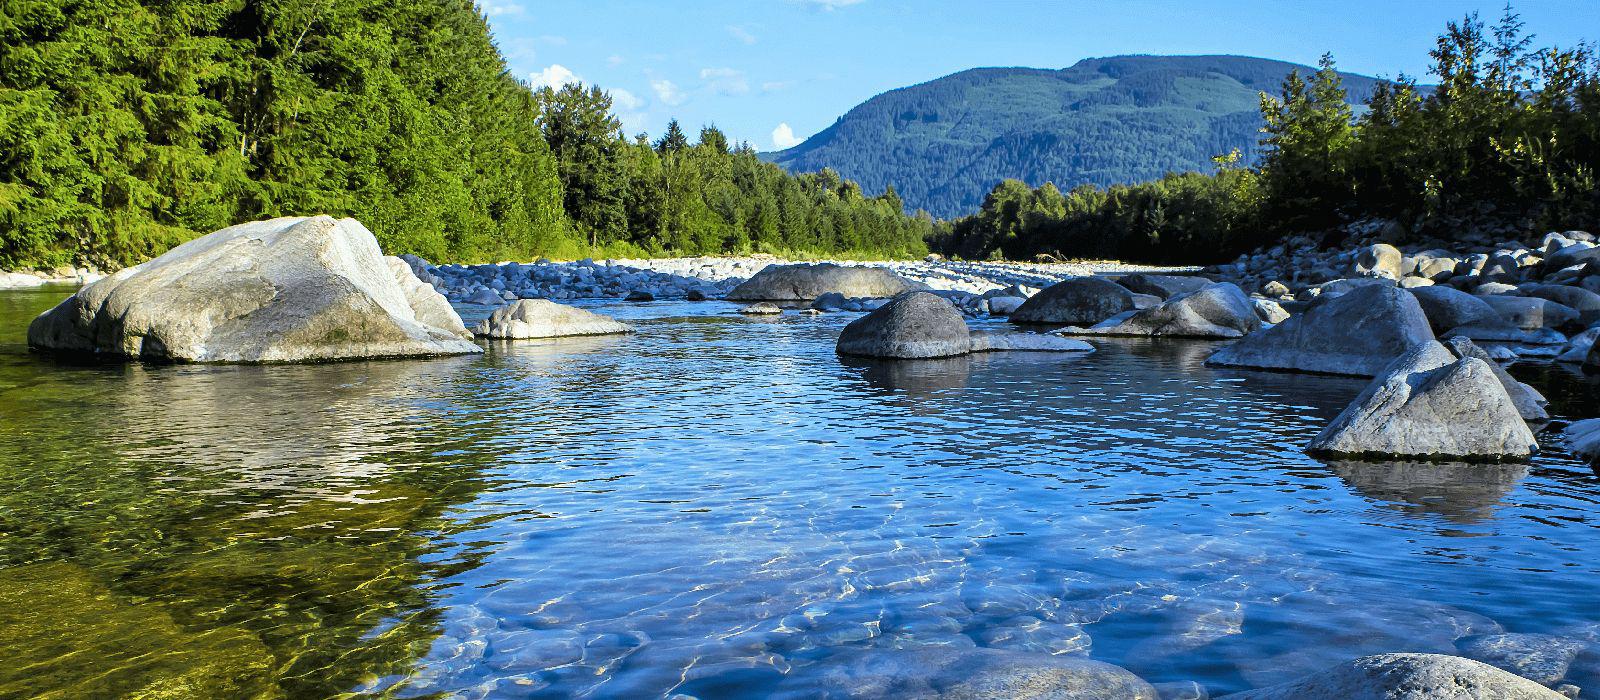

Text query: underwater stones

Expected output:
[1206,284,1433,377]
[1457,633,1587,686]
[1223,653,1566,699]
[471,299,633,339]
[1307,341,1538,461]
[728,262,925,301]
[1010,277,1137,325]
[836,292,971,359]
[777,647,1157,699]
[27,216,480,363]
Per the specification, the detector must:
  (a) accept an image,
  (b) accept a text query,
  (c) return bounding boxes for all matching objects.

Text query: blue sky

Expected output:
[479,0,1597,151]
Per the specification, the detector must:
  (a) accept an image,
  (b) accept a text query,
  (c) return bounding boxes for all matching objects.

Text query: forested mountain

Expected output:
[767,55,1395,218]
[0,0,926,271]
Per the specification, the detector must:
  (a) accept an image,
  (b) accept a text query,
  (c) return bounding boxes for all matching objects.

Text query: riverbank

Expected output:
[0,268,103,290]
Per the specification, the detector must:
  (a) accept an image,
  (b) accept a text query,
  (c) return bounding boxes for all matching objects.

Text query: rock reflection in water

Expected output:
[1324,459,1530,523]
[842,355,972,394]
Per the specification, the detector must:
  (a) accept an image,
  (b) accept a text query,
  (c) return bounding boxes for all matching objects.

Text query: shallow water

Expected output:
[2,287,1598,698]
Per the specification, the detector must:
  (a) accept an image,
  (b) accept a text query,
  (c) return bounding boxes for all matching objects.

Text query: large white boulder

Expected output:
[1059,283,1261,338]
[1307,341,1538,461]
[728,262,924,301]
[1207,284,1434,376]
[472,299,633,339]
[1223,653,1565,699]
[28,216,480,362]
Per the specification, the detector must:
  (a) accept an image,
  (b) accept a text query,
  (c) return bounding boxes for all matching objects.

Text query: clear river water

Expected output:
[1,285,1598,699]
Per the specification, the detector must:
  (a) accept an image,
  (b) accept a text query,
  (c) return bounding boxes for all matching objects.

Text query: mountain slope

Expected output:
[766,55,1394,219]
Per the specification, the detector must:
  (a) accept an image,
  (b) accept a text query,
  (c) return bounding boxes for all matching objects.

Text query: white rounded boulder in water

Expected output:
[27,216,480,363]
[472,299,634,339]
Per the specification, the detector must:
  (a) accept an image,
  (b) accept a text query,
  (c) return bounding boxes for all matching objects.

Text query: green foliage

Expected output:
[935,9,1599,264]
[0,0,922,270]
[769,55,1393,219]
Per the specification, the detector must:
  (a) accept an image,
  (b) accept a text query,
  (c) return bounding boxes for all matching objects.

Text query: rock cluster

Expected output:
[472,299,633,339]
[837,292,1095,359]
[1206,285,1434,376]
[1057,282,1261,339]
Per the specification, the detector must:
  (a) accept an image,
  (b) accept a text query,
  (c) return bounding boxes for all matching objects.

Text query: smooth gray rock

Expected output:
[1443,322,1567,346]
[1253,298,1290,324]
[1010,277,1136,325]
[1116,273,1214,300]
[776,647,1158,700]
[1207,285,1434,377]
[28,216,480,362]
[1411,286,1503,334]
[1318,277,1395,298]
[970,331,1094,353]
[728,262,924,301]
[1441,337,1548,423]
[624,289,654,302]
[988,296,1026,315]
[472,299,633,339]
[1060,283,1261,339]
[1458,633,1586,685]
[1223,653,1565,699]
[1563,419,1600,464]
[1481,296,1579,330]
[1521,284,1600,325]
[1307,341,1538,461]
[1556,326,1600,363]
[738,302,783,315]
[836,292,970,359]
[811,292,848,310]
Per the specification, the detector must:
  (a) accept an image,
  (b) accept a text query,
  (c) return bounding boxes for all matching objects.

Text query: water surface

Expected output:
[1,287,1598,698]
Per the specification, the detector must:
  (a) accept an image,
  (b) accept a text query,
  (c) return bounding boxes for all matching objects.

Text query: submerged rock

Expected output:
[1563,419,1600,464]
[28,216,480,362]
[728,262,924,301]
[1306,341,1537,461]
[836,292,970,359]
[472,299,633,339]
[776,647,1158,699]
[1457,633,1586,686]
[1206,284,1433,376]
[1010,277,1136,325]
[969,331,1094,353]
[1223,653,1566,699]
[1060,283,1260,339]
[738,302,783,315]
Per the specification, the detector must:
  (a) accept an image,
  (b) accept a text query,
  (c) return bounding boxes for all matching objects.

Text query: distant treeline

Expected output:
[0,0,926,271]
[932,9,1600,264]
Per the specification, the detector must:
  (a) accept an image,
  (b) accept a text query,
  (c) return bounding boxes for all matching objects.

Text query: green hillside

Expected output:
[767,55,1393,218]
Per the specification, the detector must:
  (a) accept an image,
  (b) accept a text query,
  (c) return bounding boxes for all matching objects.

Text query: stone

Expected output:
[1480,296,1579,330]
[1441,336,1548,423]
[970,331,1094,353]
[1521,285,1600,325]
[836,292,970,359]
[1010,277,1137,325]
[472,299,633,339]
[1444,322,1567,346]
[685,289,708,301]
[1116,273,1214,299]
[1556,326,1599,363]
[1060,283,1261,339]
[1544,242,1600,271]
[811,292,848,311]
[738,302,783,315]
[1307,341,1538,461]
[28,216,480,363]
[987,296,1026,315]
[728,262,924,301]
[1399,276,1435,288]
[1416,256,1460,281]
[778,647,1158,699]
[1458,633,1586,685]
[1253,298,1290,324]
[1318,277,1395,298]
[1223,653,1566,699]
[466,288,505,306]
[624,290,655,302]
[1410,287,1504,335]
[1207,284,1434,377]
[1262,280,1291,298]
[1563,419,1600,464]
[1354,243,1404,280]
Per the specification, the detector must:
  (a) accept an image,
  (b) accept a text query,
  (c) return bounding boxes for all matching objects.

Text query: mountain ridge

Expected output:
[765,55,1400,218]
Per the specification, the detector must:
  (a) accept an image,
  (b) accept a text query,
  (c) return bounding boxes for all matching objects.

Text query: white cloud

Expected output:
[772,122,804,149]
[761,80,794,93]
[792,0,863,10]
[476,0,524,17]
[700,67,749,95]
[610,88,645,111]
[727,25,758,45]
[529,64,581,90]
[651,79,687,106]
